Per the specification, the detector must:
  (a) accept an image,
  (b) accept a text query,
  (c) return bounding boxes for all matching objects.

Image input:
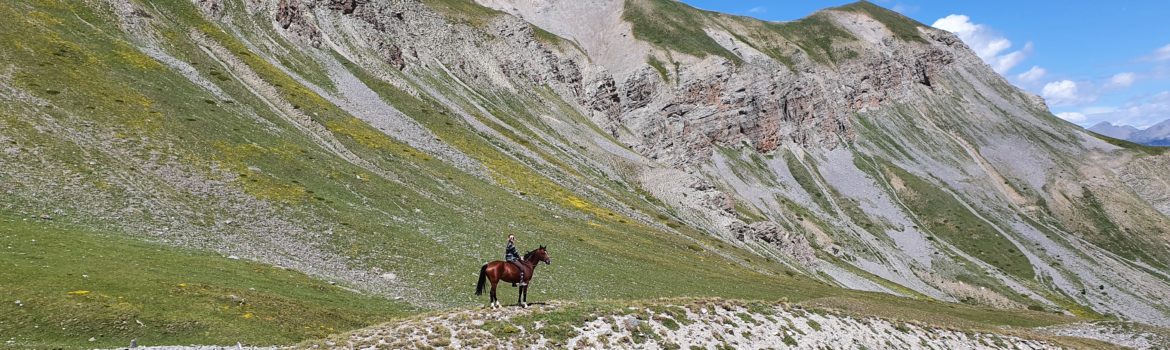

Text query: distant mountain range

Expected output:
[1089,120,1170,146]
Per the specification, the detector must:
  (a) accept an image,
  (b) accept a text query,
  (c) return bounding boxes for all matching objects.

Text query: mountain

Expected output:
[1090,120,1170,146]
[1088,121,1142,140]
[3,0,1170,348]
[1141,120,1170,146]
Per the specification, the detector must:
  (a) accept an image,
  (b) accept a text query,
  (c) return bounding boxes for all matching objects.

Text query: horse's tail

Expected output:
[475,263,488,296]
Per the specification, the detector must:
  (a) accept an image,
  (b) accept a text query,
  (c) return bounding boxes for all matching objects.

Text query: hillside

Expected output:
[2,0,1169,348]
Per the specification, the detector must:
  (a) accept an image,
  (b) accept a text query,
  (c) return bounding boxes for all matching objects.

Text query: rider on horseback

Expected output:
[505,234,526,286]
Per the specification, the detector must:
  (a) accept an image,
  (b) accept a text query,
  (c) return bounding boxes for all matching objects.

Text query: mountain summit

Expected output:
[2,0,1169,347]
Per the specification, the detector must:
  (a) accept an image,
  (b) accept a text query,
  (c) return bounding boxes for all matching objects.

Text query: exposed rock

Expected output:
[197,0,223,18]
[327,0,358,15]
[383,43,406,70]
[275,0,300,29]
[275,0,322,47]
[731,221,816,265]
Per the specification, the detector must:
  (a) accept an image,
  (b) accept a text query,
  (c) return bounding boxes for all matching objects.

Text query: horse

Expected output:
[475,246,551,308]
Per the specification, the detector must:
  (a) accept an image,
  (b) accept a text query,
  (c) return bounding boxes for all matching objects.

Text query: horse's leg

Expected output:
[489,276,499,309]
[521,285,528,308]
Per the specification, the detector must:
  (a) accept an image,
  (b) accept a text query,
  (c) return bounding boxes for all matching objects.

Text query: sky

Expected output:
[678,0,1170,129]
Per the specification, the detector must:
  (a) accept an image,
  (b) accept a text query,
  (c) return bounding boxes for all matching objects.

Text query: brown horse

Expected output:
[475,246,551,308]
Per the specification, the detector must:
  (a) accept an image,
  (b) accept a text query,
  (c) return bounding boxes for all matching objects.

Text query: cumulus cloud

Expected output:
[1041,80,1085,106]
[1016,66,1047,83]
[932,14,1031,74]
[747,6,766,14]
[1055,112,1087,123]
[1106,72,1137,89]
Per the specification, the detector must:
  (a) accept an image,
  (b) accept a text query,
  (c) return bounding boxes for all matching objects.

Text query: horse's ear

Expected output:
[540,245,546,250]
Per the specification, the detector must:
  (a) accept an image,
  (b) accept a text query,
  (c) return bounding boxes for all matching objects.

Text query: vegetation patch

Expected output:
[623,0,740,63]
[420,0,503,28]
[783,151,834,213]
[647,55,672,83]
[0,217,412,349]
[877,160,1035,280]
[765,13,857,65]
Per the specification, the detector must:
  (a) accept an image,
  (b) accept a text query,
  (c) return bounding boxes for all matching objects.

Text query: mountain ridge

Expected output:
[1090,120,1170,146]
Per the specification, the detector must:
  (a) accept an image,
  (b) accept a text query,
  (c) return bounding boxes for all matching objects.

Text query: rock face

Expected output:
[276,0,322,46]
[731,221,816,265]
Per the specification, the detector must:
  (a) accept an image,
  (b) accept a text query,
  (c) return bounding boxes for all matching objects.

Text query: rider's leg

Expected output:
[509,260,519,287]
[516,261,527,286]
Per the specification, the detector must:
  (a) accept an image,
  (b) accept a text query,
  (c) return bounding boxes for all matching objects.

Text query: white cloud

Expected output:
[931,14,1031,74]
[1063,91,1170,128]
[747,6,766,14]
[891,3,919,14]
[1015,66,1046,84]
[1154,44,1170,61]
[1055,112,1087,123]
[991,42,1032,73]
[1106,72,1137,88]
[1042,80,1083,106]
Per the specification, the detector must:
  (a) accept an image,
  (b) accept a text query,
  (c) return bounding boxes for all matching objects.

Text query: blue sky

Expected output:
[679,0,1170,128]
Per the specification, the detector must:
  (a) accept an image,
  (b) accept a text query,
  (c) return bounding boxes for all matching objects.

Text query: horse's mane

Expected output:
[523,246,545,260]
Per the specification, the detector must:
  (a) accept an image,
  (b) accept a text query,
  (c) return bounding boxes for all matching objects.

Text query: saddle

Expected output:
[508,260,528,286]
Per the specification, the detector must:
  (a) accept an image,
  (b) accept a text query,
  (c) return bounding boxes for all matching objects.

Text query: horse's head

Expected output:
[527,245,552,265]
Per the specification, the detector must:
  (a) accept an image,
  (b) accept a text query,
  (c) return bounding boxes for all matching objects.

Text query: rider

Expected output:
[505,234,526,286]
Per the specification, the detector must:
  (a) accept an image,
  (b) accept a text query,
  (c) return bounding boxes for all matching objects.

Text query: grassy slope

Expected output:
[0,216,413,349]
[622,0,739,62]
